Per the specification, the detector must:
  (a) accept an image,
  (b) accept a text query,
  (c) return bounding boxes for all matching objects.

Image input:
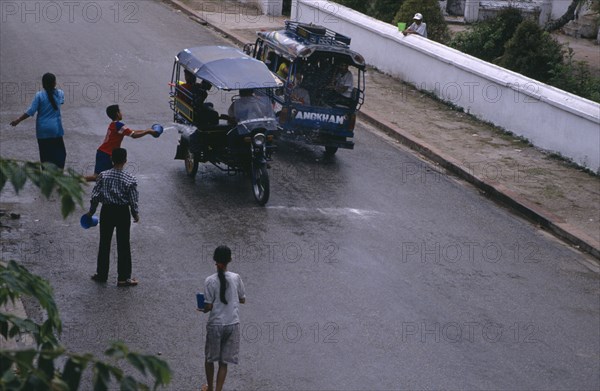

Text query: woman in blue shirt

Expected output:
[10,73,67,169]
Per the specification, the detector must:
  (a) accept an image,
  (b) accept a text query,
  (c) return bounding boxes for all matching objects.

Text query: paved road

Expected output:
[1,1,598,390]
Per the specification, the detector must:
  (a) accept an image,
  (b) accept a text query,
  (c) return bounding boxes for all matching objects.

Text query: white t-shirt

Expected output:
[335,71,353,98]
[408,22,427,38]
[204,271,246,326]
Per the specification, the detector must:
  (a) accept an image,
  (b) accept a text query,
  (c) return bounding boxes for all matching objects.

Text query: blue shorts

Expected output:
[94,150,112,174]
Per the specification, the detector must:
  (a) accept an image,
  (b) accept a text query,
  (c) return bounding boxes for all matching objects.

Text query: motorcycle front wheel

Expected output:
[251,163,270,206]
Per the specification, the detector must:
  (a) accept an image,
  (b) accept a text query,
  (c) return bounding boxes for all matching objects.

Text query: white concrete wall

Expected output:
[292,0,600,172]
[550,0,571,19]
[240,0,283,16]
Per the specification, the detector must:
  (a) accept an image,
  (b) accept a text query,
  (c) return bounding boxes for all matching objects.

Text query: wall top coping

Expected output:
[299,0,600,124]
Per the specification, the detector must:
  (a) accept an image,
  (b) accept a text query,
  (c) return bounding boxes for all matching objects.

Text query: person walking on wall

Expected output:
[10,73,67,169]
[200,245,246,391]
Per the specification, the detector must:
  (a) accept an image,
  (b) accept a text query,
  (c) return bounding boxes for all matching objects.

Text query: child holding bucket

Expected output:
[84,104,159,181]
[198,245,246,391]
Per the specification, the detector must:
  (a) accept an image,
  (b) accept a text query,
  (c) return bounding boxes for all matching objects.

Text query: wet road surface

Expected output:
[1,1,598,390]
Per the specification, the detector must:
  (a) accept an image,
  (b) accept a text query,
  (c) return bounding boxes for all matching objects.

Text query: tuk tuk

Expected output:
[170,46,283,205]
[244,21,366,155]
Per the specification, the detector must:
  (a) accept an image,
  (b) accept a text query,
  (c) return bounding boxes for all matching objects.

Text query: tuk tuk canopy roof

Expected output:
[257,22,366,69]
[176,46,283,90]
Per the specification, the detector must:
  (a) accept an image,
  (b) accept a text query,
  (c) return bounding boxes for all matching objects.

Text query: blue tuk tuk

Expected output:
[244,21,366,155]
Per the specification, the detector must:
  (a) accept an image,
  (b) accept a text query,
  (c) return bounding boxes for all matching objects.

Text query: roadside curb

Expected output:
[166,0,248,46]
[359,110,600,260]
[164,0,600,261]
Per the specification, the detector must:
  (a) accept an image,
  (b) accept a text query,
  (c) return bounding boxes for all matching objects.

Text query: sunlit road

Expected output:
[0,1,598,389]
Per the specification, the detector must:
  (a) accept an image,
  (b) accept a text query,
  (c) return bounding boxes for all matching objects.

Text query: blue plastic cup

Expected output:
[196,293,205,309]
[151,123,164,138]
[80,214,99,229]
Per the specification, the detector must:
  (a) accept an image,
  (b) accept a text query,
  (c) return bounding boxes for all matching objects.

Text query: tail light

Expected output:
[279,107,289,124]
[348,113,356,132]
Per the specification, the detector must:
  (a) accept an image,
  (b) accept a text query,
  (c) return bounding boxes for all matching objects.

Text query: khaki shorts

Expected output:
[205,323,240,364]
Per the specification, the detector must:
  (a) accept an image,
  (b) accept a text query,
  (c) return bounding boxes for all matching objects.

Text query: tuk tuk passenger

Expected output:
[178,70,213,108]
[226,89,275,125]
[290,73,311,106]
[327,62,353,105]
[277,60,290,79]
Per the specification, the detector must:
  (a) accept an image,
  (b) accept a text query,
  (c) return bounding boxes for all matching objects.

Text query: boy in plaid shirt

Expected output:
[87,148,140,287]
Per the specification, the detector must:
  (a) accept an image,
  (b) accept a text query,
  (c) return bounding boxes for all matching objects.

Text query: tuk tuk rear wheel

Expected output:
[185,148,198,177]
[251,165,270,206]
[325,146,338,155]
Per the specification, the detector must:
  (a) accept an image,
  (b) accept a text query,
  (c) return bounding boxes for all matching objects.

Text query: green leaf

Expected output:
[50,378,70,391]
[93,362,111,391]
[126,354,147,375]
[0,158,85,217]
[0,168,7,193]
[61,357,85,390]
[7,161,27,192]
[60,194,76,219]
[38,171,56,198]
[120,376,138,391]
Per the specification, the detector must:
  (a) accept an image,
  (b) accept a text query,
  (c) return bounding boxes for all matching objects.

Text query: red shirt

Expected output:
[98,121,133,155]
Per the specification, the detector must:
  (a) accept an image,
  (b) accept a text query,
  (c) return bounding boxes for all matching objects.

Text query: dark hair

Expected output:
[106,105,120,120]
[240,89,254,97]
[200,80,212,90]
[42,73,58,110]
[213,245,232,304]
[112,148,127,164]
[184,69,196,84]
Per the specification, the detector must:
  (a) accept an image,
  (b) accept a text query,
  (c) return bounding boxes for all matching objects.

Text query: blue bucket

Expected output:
[196,292,205,309]
[80,214,99,229]
[152,123,164,138]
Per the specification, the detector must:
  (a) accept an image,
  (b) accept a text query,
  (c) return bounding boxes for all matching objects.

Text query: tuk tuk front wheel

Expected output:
[251,164,270,206]
[325,146,338,155]
[184,148,198,177]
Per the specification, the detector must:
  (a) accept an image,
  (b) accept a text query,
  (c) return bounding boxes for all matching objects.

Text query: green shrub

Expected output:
[393,0,450,43]
[366,0,403,24]
[335,0,403,24]
[450,7,523,61]
[334,0,369,14]
[549,48,600,102]
[497,20,565,83]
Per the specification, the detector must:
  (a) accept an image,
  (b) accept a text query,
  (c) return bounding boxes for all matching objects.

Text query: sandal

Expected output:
[91,274,107,283]
[117,278,138,287]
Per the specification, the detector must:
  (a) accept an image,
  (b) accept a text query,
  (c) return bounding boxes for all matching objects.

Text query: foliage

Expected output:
[448,8,600,102]
[450,8,524,62]
[498,20,565,83]
[0,158,172,389]
[365,0,403,24]
[548,48,600,102]
[334,0,368,14]
[0,262,172,390]
[393,0,450,43]
[334,0,401,23]
[0,159,86,218]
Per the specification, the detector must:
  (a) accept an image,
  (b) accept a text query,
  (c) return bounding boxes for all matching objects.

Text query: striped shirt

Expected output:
[89,168,139,217]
